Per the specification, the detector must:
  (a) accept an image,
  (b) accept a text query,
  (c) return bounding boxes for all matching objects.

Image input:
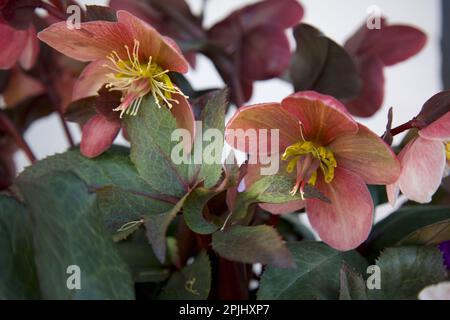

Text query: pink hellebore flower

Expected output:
[226,91,400,250]
[0,21,39,70]
[343,18,426,117]
[387,112,450,204]
[208,0,303,102]
[37,10,195,158]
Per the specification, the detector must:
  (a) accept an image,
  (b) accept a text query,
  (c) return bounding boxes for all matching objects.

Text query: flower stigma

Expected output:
[103,39,187,118]
[282,135,337,199]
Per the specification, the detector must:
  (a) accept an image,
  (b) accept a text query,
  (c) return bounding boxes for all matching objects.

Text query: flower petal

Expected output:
[3,67,44,107]
[306,167,374,251]
[80,114,121,158]
[0,23,27,69]
[237,0,304,31]
[398,136,446,203]
[259,201,305,215]
[419,111,450,141]
[281,91,358,145]
[37,19,134,62]
[329,124,400,184]
[19,26,39,70]
[241,25,291,80]
[344,56,385,117]
[225,103,300,155]
[386,182,400,207]
[358,25,427,66]
[170,93,195,153]
[72,59,112,101]
[116,10,188,73]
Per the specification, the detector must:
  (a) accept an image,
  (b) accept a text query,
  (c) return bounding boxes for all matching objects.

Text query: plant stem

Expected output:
[0,113,36,163]
[390,118,427,136]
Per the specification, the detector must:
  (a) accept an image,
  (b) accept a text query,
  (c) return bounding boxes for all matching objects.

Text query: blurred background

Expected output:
[12,0,443,217]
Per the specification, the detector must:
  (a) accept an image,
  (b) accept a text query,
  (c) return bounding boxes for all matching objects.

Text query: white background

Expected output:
[11,0,442,221]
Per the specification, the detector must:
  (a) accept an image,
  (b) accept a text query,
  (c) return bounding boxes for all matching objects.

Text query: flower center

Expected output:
[282,140,337,197]
[103,39,187,118]
[446,142,450,160]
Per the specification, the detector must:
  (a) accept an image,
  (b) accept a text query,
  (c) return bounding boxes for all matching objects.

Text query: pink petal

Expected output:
[37,20,134,62]
[344,56,385,117]
[0,23,27,69]
[80,114,121,158]
[281,91,358,145]
[398,137,446,203]
[386,182,400,207]
[358,25,427,66]
[307,167,374,251]
[19,26,39,70]
[3,67,44,107]
[72,59,111,101]
[237,0,304,31]
[116,10,188,73]
[241,25,291,80]
[225,103,300,155]
[344,18,387,56]
[169,93,195,154]
[419,112,450,141]
[259,201,305,215]
[329,124,400,184]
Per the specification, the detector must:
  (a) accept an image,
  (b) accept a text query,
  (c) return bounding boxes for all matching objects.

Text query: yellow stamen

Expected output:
[282,140,337,194]
[446,142,450,160]
[103,39,188,118]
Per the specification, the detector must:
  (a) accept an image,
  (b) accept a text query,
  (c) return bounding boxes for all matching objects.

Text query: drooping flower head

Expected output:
[208,0,304,102]
[38,10,195,157]
[343,17,426,117]
[38,10,190,118]
[226,91,400,250]
[387,112,450,204]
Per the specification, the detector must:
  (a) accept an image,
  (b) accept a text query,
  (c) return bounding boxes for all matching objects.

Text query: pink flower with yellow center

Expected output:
[37,10,195,157]
[226,91,401,250]
[387,112,450,204]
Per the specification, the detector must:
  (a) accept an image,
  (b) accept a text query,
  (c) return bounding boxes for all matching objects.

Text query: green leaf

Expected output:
[0,195,40,299]
[368,184,388,206]
[367,246,447,300]
[16,171,134,299]
[258,241,367,300]
[17,147,178,240]
[290,24,361,100]
[192,90,228,189]
[398,220,450,245]
[17,147,149,192]
[95,185,173,238]
[145,192,190,264]
[125,96,190,197]
[339,263,367,300]
[158,251,211,300]
[84,5,117,22]
[365,206,450,256]
[233,174,329,220]
[115,230,170,283]
[183,187,221,235]
[278,213,316,241]
[212,225,294,268]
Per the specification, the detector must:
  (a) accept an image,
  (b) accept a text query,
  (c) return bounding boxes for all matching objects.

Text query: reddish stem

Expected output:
[0,113,36,163]
[390,118,427,136]
[268,214,280,227]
